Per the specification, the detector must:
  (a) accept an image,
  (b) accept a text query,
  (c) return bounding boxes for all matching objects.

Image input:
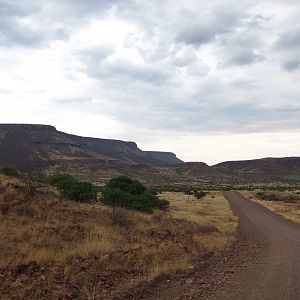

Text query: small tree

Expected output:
[48,172,96,202]
[101,176,169,213]
[106,176,146,195]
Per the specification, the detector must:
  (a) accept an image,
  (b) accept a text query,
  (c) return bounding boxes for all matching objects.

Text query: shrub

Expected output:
[48,173,96,202]
[256,192,277,201]
[106,176,146,195]
[194,190,206,199]
[101,177,169,213]
[0,165,19,177]
[184,190,194,195]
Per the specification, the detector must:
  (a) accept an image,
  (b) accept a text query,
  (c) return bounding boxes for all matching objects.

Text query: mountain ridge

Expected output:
[0,124,299,185]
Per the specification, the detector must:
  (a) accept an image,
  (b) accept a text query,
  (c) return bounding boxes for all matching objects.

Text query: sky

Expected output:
[0,0,300,164]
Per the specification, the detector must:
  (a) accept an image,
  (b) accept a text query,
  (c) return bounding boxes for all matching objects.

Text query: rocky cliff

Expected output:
[145,151,183,165]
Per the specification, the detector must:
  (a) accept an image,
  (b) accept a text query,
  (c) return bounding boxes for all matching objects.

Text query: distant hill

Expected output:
[0,124,181,183]
[0,124,299,185]
[145,151,183,165]
[213,157,300,178]
[171,162,220,177]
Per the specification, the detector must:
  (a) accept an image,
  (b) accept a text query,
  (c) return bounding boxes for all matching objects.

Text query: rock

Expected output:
[148,228,172,239]
[186,279,194,284]
[101,254,110,262]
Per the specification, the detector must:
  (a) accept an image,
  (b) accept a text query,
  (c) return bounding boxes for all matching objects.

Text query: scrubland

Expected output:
[0,176,237,299]
[242,190,300,224]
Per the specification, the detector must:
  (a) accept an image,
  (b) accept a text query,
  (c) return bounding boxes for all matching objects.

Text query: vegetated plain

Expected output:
[0,172,237,299]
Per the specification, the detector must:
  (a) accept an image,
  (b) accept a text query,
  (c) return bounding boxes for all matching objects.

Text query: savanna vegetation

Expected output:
[0,172,237,299]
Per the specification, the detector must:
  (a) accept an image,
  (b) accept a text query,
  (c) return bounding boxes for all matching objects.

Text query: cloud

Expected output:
[282,59,300,72]
[52,97,92,104]
[275,28,300,50]
[176,9,243,46]
[1,0,300,163]
[225,49,265,66]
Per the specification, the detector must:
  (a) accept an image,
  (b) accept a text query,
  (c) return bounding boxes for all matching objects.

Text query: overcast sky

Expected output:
[1,0,300,164]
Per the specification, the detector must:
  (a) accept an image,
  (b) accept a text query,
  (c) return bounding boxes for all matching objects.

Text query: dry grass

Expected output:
[0,176,237,299]
[242,190,300,224]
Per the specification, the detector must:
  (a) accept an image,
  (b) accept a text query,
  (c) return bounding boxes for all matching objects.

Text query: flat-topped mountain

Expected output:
[0,124,299,185]
[0,124,180,182]
[145,151,183,165]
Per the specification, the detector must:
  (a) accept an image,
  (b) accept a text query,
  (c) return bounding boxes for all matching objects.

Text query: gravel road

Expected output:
[213,191,300,300]
[122,191,300,300]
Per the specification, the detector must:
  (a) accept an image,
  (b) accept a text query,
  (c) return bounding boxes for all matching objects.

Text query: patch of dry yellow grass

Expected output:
[161,191,238,238]
[0,177,238,298]
[242,190,300,224]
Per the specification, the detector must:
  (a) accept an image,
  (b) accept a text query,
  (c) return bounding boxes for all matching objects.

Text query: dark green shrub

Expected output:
[194,190,206,199]
[184,190,194,195]
[101,176,169,213]
[256,192,277,201]
[48,173,96,202]
[101,188,132,208]
[0,165,19,177]
[102,188,169,213]
[106,176,146,195]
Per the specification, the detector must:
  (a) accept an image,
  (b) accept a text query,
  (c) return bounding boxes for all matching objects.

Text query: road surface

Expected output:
[214,191,300,299]
[122,191,300,300]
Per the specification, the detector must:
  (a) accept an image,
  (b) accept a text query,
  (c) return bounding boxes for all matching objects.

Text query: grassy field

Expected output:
[242,190,300,224]
[0,176,237,299]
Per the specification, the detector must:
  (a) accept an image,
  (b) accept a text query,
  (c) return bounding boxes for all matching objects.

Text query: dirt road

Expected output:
[126,191,300,300]
[213,191,300,299]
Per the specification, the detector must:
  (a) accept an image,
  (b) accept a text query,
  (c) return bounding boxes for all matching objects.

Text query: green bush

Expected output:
[101,176,169,213]
[194,190,206,199]
[256,192,277,201]
[48,173,96,202]
[106,176,146,195]
[0,165,19,177]
[184,190,194,195]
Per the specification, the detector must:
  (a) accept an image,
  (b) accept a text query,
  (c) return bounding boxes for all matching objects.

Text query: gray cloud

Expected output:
[176,9,243,46]
[225,49,265,66]
[1,0,300,139]
[275,28,300,50]
[282,59,300,72]
[0,0,124,47]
